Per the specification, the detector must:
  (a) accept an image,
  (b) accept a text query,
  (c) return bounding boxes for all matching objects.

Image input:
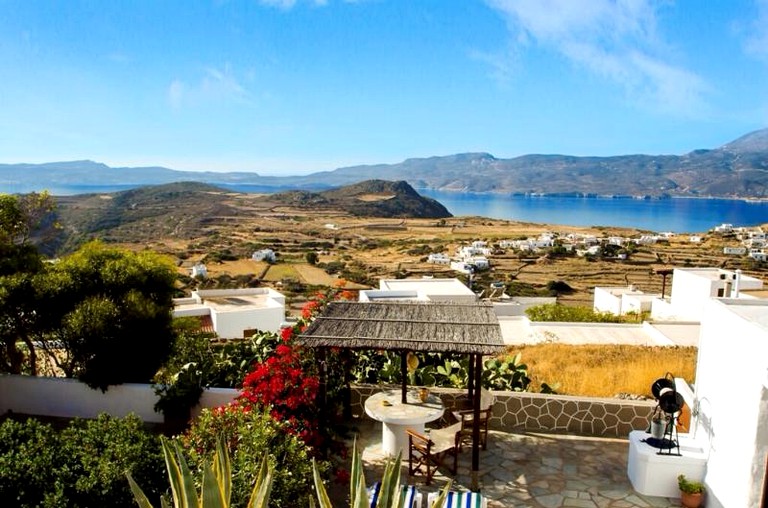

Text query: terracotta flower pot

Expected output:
[680,491,703,508]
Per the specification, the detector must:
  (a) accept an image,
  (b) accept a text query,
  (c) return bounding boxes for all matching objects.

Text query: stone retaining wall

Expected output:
[351,384,654,438]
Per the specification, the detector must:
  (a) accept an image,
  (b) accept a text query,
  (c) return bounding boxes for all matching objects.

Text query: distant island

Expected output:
[2,128,768,199]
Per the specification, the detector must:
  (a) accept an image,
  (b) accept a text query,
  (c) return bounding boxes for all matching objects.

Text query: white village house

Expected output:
[172,288,287,338]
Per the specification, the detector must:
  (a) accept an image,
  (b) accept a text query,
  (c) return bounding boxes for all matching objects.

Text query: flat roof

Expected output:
[379,278,475,297]
[201,294,274,312]
[497,317,699,347]
[720,299,768,330]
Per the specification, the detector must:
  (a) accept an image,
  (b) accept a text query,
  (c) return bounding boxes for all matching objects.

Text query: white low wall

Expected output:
[0,375,238,423]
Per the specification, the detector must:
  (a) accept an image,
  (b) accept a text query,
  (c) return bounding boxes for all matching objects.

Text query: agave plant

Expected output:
[126,435,273,508]
[311,440,449,508]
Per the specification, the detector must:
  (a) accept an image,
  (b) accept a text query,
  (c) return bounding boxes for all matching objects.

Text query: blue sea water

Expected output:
[418,190,768,233]
[9,182,768,233]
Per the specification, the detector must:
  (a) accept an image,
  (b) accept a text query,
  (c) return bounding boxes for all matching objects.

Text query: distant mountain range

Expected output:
[3,128,768,198]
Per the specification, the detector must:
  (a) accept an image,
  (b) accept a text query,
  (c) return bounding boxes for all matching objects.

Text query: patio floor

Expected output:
[347,419,681,508]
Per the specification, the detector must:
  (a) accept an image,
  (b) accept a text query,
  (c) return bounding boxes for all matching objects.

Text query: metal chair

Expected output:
[406,422,461,485]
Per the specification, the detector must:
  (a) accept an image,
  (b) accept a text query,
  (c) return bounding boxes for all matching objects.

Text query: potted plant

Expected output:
[678,474,705,508]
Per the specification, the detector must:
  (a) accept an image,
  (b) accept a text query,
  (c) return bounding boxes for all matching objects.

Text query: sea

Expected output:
[9,183,768,233]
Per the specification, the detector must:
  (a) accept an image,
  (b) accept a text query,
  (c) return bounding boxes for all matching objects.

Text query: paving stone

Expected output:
[563,498,598,507]
[535,493,566,508]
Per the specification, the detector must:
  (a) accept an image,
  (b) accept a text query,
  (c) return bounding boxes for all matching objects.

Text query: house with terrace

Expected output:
[172,288,287,338]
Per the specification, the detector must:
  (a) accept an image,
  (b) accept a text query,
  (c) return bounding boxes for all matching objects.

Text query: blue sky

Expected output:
[1,0,767,175]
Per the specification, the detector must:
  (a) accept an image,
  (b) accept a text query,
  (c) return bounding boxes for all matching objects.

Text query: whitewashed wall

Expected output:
[694,298,768,508]
[0,375,238,423]
[593,287,623,315]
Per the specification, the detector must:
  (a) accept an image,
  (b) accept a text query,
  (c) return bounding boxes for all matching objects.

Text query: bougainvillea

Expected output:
[238,343,322,448]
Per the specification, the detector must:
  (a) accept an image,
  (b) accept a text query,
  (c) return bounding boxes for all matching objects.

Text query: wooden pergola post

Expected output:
[471,352,482,491]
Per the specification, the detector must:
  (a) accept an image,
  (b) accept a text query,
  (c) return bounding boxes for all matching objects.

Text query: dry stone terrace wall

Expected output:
[351,384,655,438]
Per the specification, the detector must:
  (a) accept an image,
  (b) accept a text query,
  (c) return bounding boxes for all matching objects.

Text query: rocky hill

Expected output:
[52,180,450,253]
[4,128,768,198]
[271,180,451,218]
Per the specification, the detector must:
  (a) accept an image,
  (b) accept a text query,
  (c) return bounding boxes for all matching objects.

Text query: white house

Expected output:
[749,249,768,262]
[688,297,768,507]
[723,246,747,255]
[190,263,207,279]
[252,249,276,262]
[688,235,703,243]
[359,277,477,303]
[650,268,764,321]
[593,286,657,316]
[713,223,734,234]
[173,288,287,338]
[426,253,451,265]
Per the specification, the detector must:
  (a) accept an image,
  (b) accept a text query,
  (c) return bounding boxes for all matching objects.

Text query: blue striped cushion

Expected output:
[368,482,381,508]
[401,485,418,508]
[444,491,483,508]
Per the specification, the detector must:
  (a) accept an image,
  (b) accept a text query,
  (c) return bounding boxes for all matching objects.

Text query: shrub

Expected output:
[58,413,166,507]
[0,414,165,508]
[525,303,621,323]
[181,405,323,507]
[0,417,65,508]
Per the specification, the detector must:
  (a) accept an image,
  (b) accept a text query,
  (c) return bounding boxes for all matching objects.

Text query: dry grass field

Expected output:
[509,344,698,398]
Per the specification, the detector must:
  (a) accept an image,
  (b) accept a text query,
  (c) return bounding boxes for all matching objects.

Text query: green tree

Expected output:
[305,251,319,265]
[37,242,178,389]
[0,192,56,374]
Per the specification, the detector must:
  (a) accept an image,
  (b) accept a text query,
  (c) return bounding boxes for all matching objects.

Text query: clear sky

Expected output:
[1,0,767,175]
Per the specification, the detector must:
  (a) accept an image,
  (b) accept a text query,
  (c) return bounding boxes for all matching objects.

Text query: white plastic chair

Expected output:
[427,490,487,508]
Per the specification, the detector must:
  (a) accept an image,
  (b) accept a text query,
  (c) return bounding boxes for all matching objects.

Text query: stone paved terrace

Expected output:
[349,419,681,508]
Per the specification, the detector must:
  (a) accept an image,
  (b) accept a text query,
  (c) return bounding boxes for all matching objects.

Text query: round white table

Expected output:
[364,389,445,457]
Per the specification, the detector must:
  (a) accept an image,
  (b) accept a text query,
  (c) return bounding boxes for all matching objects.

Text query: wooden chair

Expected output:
[454,407,491,451]
[406,423,461,486]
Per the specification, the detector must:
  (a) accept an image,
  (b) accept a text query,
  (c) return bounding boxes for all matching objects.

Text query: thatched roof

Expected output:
[297,301,505,354]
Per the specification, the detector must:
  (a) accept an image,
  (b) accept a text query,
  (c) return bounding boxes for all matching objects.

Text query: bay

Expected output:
[419,190,768,233]
[8,182,768,233]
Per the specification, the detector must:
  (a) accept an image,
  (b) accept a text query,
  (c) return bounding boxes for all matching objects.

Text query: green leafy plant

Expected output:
[180,405,321,507]
[0,414,165,508]
[127,436,273,508]
[482,353,531,391]
[311,442,450,508]
[60,413,166,507]
[0,417,65,507]
[677,474,705,494]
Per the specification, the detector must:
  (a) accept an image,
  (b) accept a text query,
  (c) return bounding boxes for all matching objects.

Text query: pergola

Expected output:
[297,300,506,490]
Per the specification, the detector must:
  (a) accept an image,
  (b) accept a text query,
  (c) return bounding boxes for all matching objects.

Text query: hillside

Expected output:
[3,128,768,198]
[52,180,450,253]
[271,180,451,218]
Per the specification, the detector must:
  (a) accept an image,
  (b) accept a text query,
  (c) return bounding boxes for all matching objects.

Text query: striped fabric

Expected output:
[428,491,485,508]
[368,483,421,508]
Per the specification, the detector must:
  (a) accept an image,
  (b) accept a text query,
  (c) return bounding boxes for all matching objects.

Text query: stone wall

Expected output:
[351,384,654,438]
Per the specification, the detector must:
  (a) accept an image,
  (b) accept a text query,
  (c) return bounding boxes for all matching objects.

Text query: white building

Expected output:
[593,286,657,316]
[359,278,477,303]
[651,268,764,322]
[749,249,767,262]
[173,288,287,338]
[688,235,703,243]
[723,246,747,255]
[688,298,768,507]
[713,223,734,234]
[426,253,451,265]
[190,263,207,279]
[252,249,276,262]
